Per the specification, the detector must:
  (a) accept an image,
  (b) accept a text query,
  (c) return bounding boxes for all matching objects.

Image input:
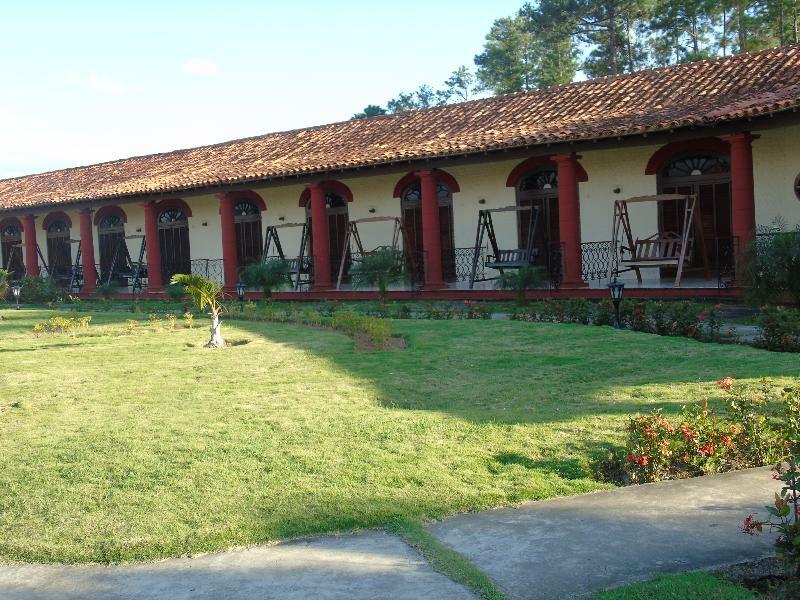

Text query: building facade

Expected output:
[2,47,800,299]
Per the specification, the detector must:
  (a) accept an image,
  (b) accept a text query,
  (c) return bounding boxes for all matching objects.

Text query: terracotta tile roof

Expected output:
[3,45,800,212]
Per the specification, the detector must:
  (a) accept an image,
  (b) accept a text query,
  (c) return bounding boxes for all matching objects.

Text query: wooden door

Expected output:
[234,201,263,266]
[98,215,127,283]
[1,224,24,279]
[158,208,191,284]
[46,221,72,281]
[401,182,456,283]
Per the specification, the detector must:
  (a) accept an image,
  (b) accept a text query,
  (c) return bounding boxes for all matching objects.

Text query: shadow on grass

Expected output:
[229,317,799,426]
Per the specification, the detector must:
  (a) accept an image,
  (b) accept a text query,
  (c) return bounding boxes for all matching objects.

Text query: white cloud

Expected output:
[181,58,219,77]
[87,73,127,94]
[58,71,127,94]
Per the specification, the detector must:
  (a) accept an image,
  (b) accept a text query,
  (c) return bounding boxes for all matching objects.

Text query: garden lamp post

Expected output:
[608,277,624,329]
[11,284,21,310]
[235,281,246,312]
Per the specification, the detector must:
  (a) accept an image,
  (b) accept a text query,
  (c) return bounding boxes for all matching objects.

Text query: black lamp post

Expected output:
[11,284,21,310]
[608,277,624,329]
[235,281,246,312]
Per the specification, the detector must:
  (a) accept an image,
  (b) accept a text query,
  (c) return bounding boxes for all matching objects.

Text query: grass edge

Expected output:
[386,518,508,600]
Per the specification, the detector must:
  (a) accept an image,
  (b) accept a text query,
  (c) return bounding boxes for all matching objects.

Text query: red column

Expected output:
[22,214,39,277]
[726,132,757,252]
[417,170,444,288]
[218,193,239,287]
[552,153,585,287]
[79,208,98,292]
[308,184,332,290]
[142,201,163,292]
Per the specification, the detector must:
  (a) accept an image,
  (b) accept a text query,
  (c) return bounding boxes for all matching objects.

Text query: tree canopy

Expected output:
[353,1,800,115]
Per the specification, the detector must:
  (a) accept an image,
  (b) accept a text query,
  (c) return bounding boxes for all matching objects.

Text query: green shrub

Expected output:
[0,269,10,301]
[744,219,800,307]
[757,306,800,352]
[331,310,392,347]
[94,281,117,301]
[239,259,289,299]
[349,248,406,299]
[494,265,543,304]
[165,283,187,301]
[19,275,61,303]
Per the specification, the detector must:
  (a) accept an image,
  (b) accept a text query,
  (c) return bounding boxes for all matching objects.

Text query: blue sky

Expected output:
[0,0,522,179]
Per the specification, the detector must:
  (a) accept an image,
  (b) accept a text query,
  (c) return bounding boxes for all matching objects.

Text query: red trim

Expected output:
[506,155,587,187]
[22,215,38,276]
[298,180,354,207]
[392,172,418,198]
[392,168,461,198]
[154,198,193,218]
[506,156,555,187]
[0,216,24,232]
[222,190,267,212]
[142,201,163,291]
[217,193,240,287]
[41,211,73,230]
[93,205,127,226]
[78,208,98,292]
[644,137,730,175]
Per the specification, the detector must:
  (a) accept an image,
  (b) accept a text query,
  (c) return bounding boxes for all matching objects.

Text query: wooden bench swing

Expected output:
[262,221,312,290]
[104,235,147,291]
[468,205,540,289]
[608,194,709,287]
[335,216,415,290]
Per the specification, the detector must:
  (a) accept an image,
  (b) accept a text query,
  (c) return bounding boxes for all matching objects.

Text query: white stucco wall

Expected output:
[753,124,800,229]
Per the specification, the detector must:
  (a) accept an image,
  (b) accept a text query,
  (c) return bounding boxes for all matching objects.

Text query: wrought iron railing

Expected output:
[444,247,485,283]
[581,241,614,282]
[189,259,225,284]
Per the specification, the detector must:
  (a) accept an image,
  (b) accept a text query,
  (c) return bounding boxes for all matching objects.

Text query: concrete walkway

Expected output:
[430,467,780,599]
[0,532,473,600]
[0,468,780,600]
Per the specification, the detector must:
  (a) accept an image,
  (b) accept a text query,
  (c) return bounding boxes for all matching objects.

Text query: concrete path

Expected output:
[429,467,780,599]
[0,531,473,600]
[0,468,780,600]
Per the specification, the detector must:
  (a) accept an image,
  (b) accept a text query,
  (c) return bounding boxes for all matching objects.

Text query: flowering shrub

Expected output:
[463,301,491,320]
[743,458,800,581]
[619,378,795,484]
[757,306,800,353]
[32,315,92,337]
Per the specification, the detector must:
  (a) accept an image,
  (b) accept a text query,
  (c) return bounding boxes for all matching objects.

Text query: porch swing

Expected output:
[262,221,312,290]
[468,205,540,289]
[104,235,147,291]
[335,216,415,290]
[608,194,709,287]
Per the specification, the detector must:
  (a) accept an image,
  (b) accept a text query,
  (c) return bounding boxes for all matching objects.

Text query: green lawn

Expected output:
[0,309,797,563]
[593,572,755,599]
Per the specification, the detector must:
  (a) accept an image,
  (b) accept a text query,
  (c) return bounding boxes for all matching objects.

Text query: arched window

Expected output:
[158,207,191,284]
[659,153,732,271]
[46,219,72,279]
[233,200,263,266]
[401,182,457,282]
[306,192,350,281]
[97,213,128,282]
[516,168,560,269]
[0,222,24,279]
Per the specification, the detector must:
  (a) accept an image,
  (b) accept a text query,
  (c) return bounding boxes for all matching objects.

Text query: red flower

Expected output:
[699,441,717,456]
[742,514,763,535]
[717,377,735,391]
[683,453,691,462]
